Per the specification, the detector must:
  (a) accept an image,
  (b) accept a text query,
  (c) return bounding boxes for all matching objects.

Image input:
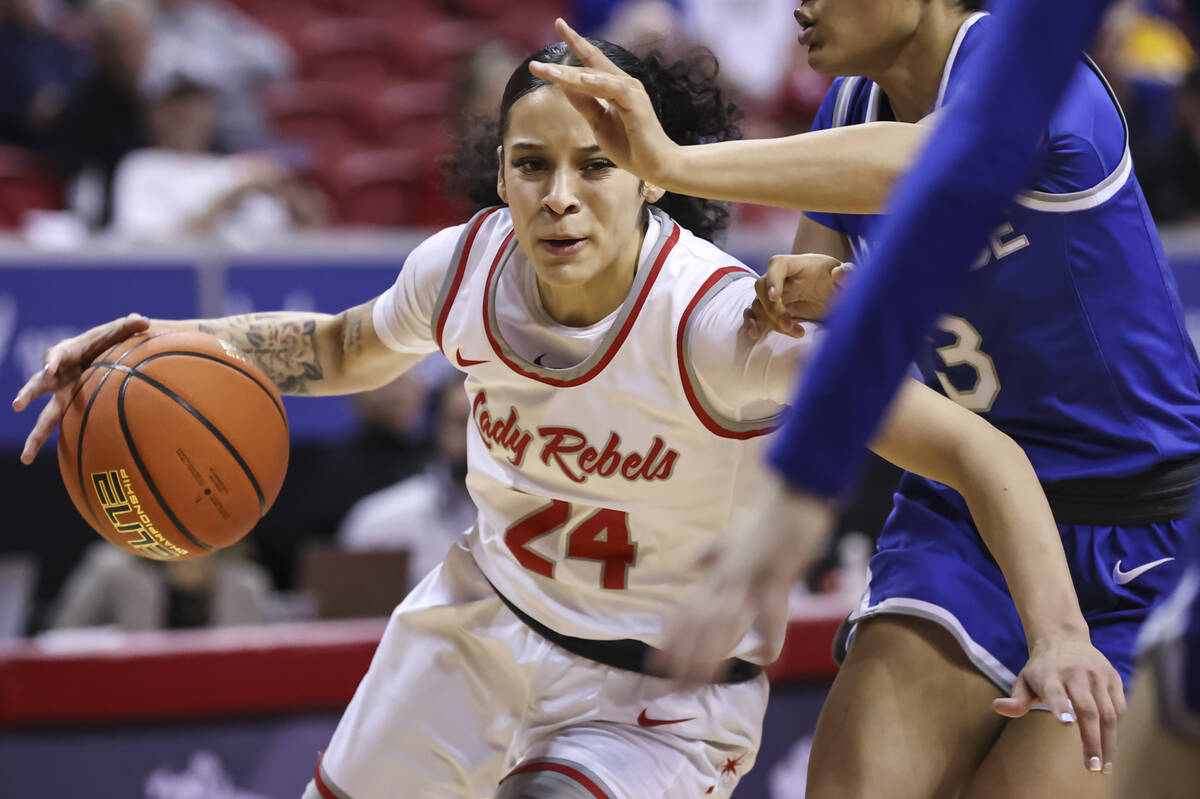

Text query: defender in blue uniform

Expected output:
[531,2,1195,795]
[806,5,1200,684]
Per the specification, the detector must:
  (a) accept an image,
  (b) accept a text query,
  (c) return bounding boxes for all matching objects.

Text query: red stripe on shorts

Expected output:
[501,761,614,799]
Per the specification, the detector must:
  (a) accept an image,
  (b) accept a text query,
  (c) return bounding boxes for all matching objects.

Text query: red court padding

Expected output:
[0,612,844,726]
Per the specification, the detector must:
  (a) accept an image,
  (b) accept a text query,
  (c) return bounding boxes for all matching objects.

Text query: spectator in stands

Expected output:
[49,542,273,631]
[339,375,475,590]
[0,0,90,149]
[45,0,152,229]
[144,0,293,152]
[110,73,325,243]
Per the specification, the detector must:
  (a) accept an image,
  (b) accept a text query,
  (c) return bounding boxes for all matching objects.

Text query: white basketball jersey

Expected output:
[430,206,782,663]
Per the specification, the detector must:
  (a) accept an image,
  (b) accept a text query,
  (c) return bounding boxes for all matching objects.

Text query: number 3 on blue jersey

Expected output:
[934,315,1000,412]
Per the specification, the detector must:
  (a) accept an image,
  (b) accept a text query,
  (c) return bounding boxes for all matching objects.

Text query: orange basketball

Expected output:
[57,330,289,561]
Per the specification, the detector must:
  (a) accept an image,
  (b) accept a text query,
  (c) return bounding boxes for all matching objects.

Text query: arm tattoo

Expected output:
[341,305,367,360]
[199,314,323,395]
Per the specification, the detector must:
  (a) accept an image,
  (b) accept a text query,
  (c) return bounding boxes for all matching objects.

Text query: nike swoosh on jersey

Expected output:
[455,349,488,367]
[1112,557,1175,586]
[636,709,696,728]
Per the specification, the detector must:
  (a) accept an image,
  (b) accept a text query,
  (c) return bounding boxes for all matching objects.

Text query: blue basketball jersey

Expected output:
[804,12,1200,486]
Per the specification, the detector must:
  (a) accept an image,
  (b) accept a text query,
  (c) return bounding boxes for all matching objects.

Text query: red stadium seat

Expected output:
[266,81,374,160]
[0,147,63,229]
[370,81,450,150]
[390,19,493,81]
[325,148,425,226]
[324,148,465,227]
[299,18,408,88]
[317,0,442,20]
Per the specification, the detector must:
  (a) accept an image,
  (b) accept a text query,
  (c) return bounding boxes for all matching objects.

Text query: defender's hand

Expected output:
[12,313,150,464]
[528,18,682,186]
[743,254,851,340]
[653,476,835,684]
[994,635,1125,775]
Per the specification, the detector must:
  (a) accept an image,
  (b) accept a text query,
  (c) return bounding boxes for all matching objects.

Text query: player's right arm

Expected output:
[11,224,461,464]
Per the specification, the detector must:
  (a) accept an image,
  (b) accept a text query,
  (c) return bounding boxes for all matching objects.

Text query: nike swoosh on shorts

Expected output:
[636,709,695,728]
[1111,557,1175,585]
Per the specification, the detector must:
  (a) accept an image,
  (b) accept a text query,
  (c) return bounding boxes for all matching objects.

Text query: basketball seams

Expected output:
[70,334,165,538]
[115,370,215,552]
[63,330,287,559]
[100,349,288,430]
[110,362,269,516]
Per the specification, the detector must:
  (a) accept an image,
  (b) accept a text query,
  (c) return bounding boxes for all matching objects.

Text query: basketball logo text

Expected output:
[91,469,188,560]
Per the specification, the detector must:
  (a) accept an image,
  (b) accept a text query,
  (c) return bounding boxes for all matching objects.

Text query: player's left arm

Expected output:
[871,381,1124,770]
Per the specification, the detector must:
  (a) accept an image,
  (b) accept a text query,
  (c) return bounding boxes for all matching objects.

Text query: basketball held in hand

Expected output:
[57,330,289,560]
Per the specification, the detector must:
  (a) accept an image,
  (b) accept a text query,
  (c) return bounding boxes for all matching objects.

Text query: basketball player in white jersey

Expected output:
[14,38,1119,799]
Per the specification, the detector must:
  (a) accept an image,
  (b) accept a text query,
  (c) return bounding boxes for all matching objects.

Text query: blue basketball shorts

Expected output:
[845,483,1185,692]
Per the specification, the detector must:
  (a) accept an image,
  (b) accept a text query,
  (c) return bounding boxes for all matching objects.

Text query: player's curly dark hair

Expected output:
[443,39,743,244]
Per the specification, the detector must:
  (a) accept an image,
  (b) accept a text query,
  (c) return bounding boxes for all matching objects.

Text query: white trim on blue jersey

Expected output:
[833,11,1134,215]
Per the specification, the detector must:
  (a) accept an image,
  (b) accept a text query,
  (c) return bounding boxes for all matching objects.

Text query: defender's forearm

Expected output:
[955,436,1090,645]
[663,123,926,214]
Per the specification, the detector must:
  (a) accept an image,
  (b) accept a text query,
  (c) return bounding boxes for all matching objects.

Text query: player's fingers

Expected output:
[81,313,147,363]
[1038,677,1078,727]
[832,263,855,287]
[1063,673,1103,772]
[529,62,640,114]
[553,17,625,76]
[992,676,1037,718]
[742,306,762,340]
[11,362,54,412]
[753,278,793,332]
[763,257,796,312]
[1099,671,1123,772]
[1107,668,1127,717]
[20,394,64,464]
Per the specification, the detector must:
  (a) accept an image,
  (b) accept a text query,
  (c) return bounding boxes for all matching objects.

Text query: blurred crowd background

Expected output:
[1,0,1198,638]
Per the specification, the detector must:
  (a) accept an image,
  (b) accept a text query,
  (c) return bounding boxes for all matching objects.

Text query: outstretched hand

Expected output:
[528,17,680,186]
[994,636,1125,774]
[652,476,835,684]
[11,313,150,464]
[743,254,853,340]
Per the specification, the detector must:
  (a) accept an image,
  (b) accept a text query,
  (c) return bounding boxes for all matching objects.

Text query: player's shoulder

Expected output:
[659,212,754,285]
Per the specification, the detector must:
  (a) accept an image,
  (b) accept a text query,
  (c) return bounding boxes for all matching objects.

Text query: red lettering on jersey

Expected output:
[593,433,622,477]
[537,426,588,483]
[472,391,532,466]
[474,395,680,483]
[640,436,678,480]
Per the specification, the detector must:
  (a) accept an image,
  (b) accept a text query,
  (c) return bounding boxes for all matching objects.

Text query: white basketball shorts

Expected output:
[305,535,767,799]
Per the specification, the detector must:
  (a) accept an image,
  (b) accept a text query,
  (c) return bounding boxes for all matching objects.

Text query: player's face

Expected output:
[795,0,925,76]
[498,87,648,295]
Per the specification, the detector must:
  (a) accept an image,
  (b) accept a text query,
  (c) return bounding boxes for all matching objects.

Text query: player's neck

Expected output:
[536,228,644,327]
[870,7,972,123]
